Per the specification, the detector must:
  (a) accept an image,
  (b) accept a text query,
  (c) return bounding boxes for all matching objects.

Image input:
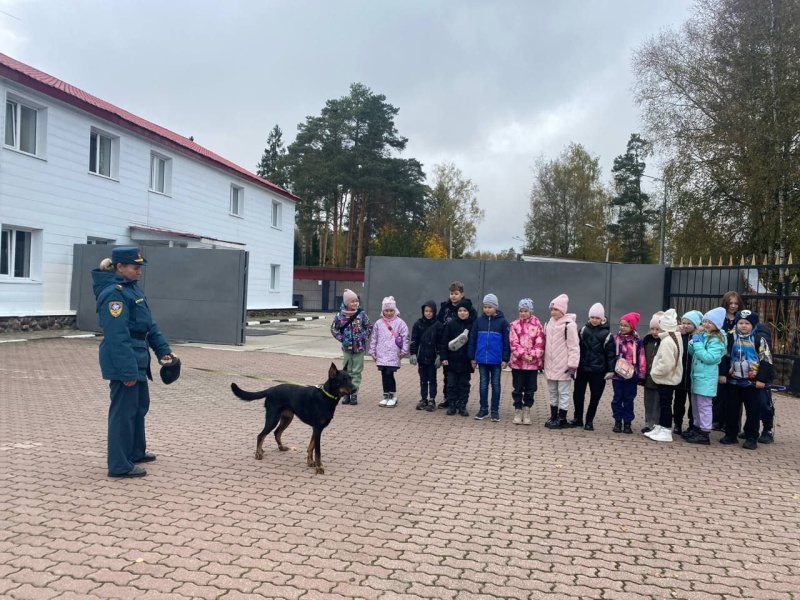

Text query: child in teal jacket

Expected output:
[685,307,727,445]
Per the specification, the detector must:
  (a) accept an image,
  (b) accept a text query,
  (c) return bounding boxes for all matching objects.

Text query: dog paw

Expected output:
[307,459,317,468]
[315,466,325,475]
[255,451,263,460]
[278,445,288,452]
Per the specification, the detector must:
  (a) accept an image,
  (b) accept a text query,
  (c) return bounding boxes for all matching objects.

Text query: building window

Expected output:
[87,237,115,245]
[89,129,117,178]
[270,264,280,291]
[4,98,40,155]
[149,153,171,194]
[1,226,33,278]
[230,185,243,216]
[271,200,282,229]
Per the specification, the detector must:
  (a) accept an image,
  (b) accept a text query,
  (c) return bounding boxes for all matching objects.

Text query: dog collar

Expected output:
[318,385,337,400]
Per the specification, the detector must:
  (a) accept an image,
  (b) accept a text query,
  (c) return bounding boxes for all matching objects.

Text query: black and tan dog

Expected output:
[231,363,354,474]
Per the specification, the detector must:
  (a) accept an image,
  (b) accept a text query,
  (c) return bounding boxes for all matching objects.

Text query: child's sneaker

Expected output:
[458,406,469,417]
[513,409,523,425]
[416,399,427,411]
[475,409,489,420]
[446,405,458,416]
[425,399,436,412]
[491,412,500,422]
[379,393,390,407]
[385,393,398,408]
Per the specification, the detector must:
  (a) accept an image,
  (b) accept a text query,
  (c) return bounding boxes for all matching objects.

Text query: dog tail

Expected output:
[230,382,269,402]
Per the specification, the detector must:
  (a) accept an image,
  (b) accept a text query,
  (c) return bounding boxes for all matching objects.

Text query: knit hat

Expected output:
[702,307,726,331]
[588,303,605,319]
[549,293,569,313]
[620,312,640,330]
[735,309,759,327]
[650,311,665,330]
[343,289,359,305]
[682,310,703,329]
[382,296,397,312]
[659,309,678,332]
[518,298,534,312]
[483,293,499,309]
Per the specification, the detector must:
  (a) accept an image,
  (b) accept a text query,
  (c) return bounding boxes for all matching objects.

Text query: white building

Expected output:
[0,52,299,317]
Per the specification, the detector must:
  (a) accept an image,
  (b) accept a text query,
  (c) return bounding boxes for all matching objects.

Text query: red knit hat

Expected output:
[620,312,640,330]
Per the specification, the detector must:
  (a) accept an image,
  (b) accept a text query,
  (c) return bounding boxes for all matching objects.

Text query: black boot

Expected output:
[613,419,622,433]
[567,415,584,428]
[584,421,594,431]
[416,398,427,410]
[557,409,568,428]
[438,398,450,409]
[686,430,710,445]
[623,422,633,434]
[341,394,351,405]
[545,406,559,428]
[425,398,436,412]
[458,400,469,417]
[446,403,458,416]
[349,393,358,406]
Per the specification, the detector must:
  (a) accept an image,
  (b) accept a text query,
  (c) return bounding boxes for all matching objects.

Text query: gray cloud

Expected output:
[1,0,693,251]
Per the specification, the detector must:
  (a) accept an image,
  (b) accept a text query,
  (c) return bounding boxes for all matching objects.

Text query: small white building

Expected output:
[0,52,300,318]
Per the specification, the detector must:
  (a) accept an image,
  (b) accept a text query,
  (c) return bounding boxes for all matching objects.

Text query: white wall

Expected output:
[0,79,295,316]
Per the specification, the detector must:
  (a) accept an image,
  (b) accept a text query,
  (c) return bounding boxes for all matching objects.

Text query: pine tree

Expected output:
[256,125,286,185]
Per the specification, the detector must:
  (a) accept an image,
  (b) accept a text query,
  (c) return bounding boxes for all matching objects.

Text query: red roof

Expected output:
[0,52,301,203]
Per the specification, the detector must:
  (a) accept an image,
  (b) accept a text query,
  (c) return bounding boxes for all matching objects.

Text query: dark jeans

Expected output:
[511,369,537,408]
[760,389,774,428]
[108,379,150,476]
[441,365,449,400]
[478,364,502,412]
[724,384,760,441]
[573,371,606,422]
[447,370,471,408]
[418,363,437,400]
[712,384,728,425]
[657,385,675,428]
[611,378,637,422]
[673,388,693,428]
[379,367,397,393]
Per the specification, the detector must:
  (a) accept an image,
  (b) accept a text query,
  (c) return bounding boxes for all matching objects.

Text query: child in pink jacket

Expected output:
[543,294,580,428]
[369,296,409,408]
[509,298,545,425]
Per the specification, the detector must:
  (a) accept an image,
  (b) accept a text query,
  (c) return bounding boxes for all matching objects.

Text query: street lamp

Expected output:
[512,236,525,260]
[584,224,610,262]
[640,173,668,265]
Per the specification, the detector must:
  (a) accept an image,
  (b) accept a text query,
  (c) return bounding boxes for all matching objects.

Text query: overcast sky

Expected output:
[1,0,695,252]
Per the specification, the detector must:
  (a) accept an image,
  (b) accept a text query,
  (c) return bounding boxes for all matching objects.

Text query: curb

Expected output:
[246,315,327,326]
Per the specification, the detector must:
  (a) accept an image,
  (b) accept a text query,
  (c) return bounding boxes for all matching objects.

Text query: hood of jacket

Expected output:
[91,268,132,299]
[420,300,438,320]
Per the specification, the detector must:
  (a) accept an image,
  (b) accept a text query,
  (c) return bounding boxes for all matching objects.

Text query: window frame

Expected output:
[1,225,41,281]
[270,264,280,292]
[271,200,282,229]
[88,128,119,179]
[230,184,244,217]
[149,152,172,195]
[4,93,47,157]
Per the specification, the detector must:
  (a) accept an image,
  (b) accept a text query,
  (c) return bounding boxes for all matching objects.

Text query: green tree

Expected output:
[525,143,609,259]
[256,124,286,185]
[609,134,659,264]
[424,163,484,258]
[633,0,800,259]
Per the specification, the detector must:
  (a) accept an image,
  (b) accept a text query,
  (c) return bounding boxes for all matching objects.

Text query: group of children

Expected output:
[331,285,776,450]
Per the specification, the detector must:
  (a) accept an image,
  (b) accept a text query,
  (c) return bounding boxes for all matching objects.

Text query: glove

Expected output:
[691,334,703,344]
[434,357,441,369]
[409,354,418,365]
[604,372,614,380]
[448,330,469,351]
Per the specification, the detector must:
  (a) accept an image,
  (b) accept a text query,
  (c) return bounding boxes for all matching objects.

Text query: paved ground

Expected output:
[1,319,799,599]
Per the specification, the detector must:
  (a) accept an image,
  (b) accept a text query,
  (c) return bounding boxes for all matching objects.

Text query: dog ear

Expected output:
[329,362,338,378]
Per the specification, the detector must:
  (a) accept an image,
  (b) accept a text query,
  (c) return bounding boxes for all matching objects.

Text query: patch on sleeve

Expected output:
[108,301,123,318]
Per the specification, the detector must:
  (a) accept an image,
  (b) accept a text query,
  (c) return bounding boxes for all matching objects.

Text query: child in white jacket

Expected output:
[543,294,580,428]
[647,309,684,442]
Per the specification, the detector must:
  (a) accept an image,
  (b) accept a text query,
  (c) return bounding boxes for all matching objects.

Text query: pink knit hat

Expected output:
[620,312,640,329]
[343,289,359,305]
[650,311,665,329]
[381,296,397,312]
[549,294,569,313]
[588,303,605,319]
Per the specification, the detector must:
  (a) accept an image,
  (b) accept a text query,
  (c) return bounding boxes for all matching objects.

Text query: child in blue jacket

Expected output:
[468,293,510,422]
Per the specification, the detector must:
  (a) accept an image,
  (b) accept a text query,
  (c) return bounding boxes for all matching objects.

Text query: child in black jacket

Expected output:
[570,303,615,431]
[438,301,476,417]
[411,301,443,412]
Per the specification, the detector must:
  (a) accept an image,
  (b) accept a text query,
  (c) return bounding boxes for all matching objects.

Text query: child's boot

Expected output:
[567,414,583,428]
[446,402,458,416]
[522,407,532,425]
[613,419,622,433]
[341,394,351,405]
[686,430,710,445]
[349,393,358,406]
[425,398,436,412]
[513,409,523,425]
[416,398,427,411]
[544,405,559,428]
[386,392,398,408]
[379,393,390,407]
[438,398,450,409]
[557,409,568,428]
[623,422,633,434]
[458,400,469,417]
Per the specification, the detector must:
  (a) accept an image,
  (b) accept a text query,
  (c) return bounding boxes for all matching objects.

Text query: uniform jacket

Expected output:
[330,305,372,353]
[437,297,477,324]
[688,331,727,396]
[651,331,684,386]
[468,310,511,365]
[438,310,476,374]
[578,321,615,374]
[642,334,661,388]
[611,332,647,381]
[543,313,579,381]
[369,313,409,368]
[508,314,545,370]
[410,301,442,365]
[91,269,171,381]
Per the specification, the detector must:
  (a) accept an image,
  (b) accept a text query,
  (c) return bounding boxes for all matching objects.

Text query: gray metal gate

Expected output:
[71,245,248,345]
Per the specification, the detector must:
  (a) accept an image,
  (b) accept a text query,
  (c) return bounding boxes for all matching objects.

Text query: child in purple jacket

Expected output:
[369,296,410,408]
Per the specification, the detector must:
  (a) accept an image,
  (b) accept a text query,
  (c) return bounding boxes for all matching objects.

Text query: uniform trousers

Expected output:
[108,379,150,476]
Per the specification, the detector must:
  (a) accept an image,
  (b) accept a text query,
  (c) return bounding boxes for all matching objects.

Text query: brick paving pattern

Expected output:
[2,337,799,599]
